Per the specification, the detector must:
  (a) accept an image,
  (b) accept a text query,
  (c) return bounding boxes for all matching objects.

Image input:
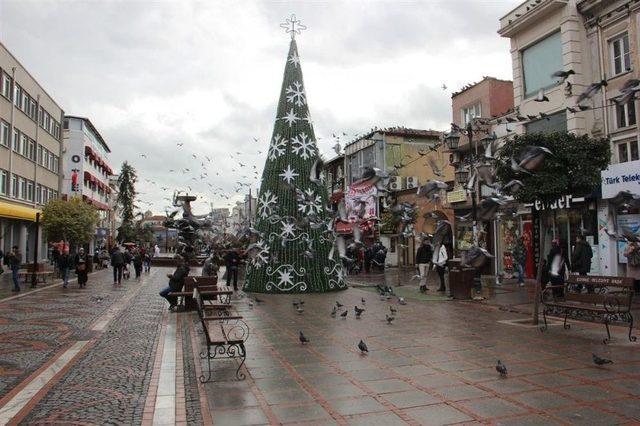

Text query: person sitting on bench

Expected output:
[159,255,190,311]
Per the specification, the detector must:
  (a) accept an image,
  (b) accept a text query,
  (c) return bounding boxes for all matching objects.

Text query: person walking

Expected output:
[159,255,190,311]
[513,236,527,287]
[133,249,143,280]
[624,241,640,294]
[0,248,4,275]
[6,246,22,292]
[110,246,125,286]
[571,234,593,292]
[143,251,151,273]
[416,239,433,293]
[223,248,241,291]
[432,243,448,292]
[51,245,60,277]
[74,248,88,288]
[58,250,72,288]
[202,253,219,278]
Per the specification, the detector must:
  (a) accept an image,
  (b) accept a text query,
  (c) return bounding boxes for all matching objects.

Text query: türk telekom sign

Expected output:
[601,159,640,199]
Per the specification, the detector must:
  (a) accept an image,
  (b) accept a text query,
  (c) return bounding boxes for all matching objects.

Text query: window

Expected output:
[610,33,631,76]
[20,134,28,157]
[461,103,482,125]
[36,184,41,203]
[52,156,59,173]
[525,111,567,134]
[13,85,22,109]
[615,100,636,129]
[12,129,19,152]
[26,180,34,202]
[0,121,8,147]
[18,177,26,199]
[1,72,11,99]
[522,32,562,98]
[28,140,36,161]
[0,170,7,195]
[616,139,639,163]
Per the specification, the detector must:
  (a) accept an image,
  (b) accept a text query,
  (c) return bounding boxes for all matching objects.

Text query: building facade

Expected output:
[498,0,640,277]
[62,116,114,252]
[140,213,177,252]
[0,41,64,262]
[343,128,452,267]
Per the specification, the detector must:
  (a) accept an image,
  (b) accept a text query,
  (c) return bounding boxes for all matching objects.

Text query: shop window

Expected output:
[610,33,631,76]
[616,140,639,163]
[522,32,562,98]
[615,100,636,129]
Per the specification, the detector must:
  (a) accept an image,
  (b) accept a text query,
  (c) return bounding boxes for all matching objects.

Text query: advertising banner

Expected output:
[346,182,377,222]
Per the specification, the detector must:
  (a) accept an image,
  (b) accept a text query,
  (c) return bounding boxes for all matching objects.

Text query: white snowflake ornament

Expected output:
[279,165,298,184]
[280,108,299,127]
[268,134,287,160]
[258,190,278,219]
[286,81,306,107]
[291,132,316,160]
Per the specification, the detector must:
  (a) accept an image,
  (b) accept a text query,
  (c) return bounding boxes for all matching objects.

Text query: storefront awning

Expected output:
[0,201,41,221]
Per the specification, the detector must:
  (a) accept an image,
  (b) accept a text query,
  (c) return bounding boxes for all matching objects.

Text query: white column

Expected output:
[18,224,27,263]
[597,200,617,276]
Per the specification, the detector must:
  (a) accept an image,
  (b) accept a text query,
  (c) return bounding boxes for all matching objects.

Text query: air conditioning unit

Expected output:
[449,152,461,165]
[389,176,405,191]
[406,176,419,189]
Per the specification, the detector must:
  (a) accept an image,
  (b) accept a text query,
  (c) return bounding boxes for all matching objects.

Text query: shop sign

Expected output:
[601,159,640,199]
[346,182,377,222]
[447,189,467,204]
[533,195,572,211]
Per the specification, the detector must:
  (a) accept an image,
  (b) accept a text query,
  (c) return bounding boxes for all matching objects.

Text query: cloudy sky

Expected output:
[0,0,519,214]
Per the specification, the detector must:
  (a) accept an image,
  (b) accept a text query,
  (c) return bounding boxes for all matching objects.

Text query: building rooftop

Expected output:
[65,115,111,153]
[451,76,513,98]
[345,127,442,149]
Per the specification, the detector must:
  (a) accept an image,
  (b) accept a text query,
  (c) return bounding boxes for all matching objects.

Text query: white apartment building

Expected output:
[62,116,114,252]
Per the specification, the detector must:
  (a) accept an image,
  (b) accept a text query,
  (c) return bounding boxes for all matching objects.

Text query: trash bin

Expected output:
[448,259,475,300]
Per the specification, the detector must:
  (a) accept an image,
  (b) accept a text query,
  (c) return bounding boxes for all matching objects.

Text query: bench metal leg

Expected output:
[629,313,637,342]
[235,343,246,380]
[539,308,548,332]
[563,312,571,330]
[199,346,213,383]
[603,320,612,345]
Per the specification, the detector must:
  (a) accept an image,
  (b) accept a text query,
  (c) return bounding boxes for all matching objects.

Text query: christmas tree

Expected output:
[243,19,346,294]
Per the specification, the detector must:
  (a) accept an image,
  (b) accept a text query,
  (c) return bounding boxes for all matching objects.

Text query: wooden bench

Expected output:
[18,270,54,285]
[193,288,248,382]
[540,275,636,344]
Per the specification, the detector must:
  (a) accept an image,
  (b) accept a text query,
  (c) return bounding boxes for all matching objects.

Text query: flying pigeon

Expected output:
[551,69,575,83]
[463,246,495,269]
[511,146,552,174]
[576,79,608,104]
[534,88,549,102]
[477,197,508,222]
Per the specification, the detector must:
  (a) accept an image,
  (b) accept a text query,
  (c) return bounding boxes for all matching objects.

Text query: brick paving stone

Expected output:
[346,412,409,425]
[457,397,528,419]
[510,389,575,410]
[213,407,269,425]
[402,403,473,425]
[549,405,626,425]
[271,402,332,423]
[432,384,491,401]
[494,413,563,425]
[381,389,441,409]
[328,395,386,416]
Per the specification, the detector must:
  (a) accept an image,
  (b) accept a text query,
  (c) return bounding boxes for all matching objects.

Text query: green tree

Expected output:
[116,161,137,243]
[42,197,99,248]
[243,38,346,293]
[495,131,610,324]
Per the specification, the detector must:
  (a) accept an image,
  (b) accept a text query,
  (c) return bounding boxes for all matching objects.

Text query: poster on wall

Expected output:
[617,214,640,264]
[346,182,377,222]
[523,222,535,278]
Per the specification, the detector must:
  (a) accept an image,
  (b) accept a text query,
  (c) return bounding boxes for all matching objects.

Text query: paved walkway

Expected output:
[0,266,638,425]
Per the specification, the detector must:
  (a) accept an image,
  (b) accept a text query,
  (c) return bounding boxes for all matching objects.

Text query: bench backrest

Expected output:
[565,275,634,307]
[193,276,218,287]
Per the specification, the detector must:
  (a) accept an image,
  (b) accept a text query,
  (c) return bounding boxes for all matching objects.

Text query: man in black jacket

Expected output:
[223,248,242,290]
[110,246,125,286]
[571,235,593,292]
[159,256,190,310]
[416,240,433,292]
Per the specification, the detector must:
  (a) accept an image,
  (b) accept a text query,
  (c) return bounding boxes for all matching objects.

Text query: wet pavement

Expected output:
[0,265,638,425]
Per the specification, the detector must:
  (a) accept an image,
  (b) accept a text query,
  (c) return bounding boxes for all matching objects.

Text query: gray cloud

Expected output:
[0,0,519,213]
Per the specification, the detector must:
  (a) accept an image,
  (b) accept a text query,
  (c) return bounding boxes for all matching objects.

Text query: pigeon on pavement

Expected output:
[358,340,369,354]
[592,353,613,365]
[299,331,310,344]
[496,360,507,377]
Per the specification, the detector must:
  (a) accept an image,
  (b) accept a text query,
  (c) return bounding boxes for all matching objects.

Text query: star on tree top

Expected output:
[280,14,307,39]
